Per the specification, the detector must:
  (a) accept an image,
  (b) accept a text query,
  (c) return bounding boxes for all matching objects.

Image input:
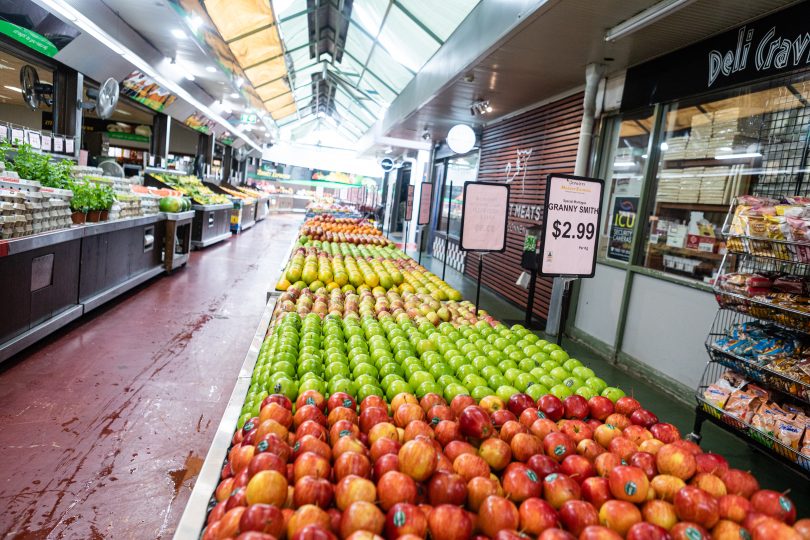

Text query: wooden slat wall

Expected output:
[464,92,584,321]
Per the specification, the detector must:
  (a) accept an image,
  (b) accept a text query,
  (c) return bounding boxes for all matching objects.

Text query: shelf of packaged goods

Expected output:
[655,202,732,213]
[713,288,810,334]
[705,344,810,405]
[647,243,725,261]
[693,395,810,478]
[724,234,810,265]
[662,156,759,168]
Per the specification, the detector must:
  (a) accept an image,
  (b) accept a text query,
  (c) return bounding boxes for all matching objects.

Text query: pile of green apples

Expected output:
[239,313,624,428]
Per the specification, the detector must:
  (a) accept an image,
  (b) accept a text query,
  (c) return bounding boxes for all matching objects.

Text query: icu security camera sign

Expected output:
[539,174,604,277]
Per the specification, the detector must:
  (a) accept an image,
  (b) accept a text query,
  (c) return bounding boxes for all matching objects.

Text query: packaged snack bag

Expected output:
[725,391,760,422]
[704,385,731,409]
[776,418,803,450]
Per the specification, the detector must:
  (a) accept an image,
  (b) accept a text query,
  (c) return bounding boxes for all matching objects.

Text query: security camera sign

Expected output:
[539,174,604,277]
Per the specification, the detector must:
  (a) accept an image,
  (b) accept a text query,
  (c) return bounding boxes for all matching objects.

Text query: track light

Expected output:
[470,100,492,116]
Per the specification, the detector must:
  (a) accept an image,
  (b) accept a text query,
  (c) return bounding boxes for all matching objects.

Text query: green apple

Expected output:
[381,374,405,389]
[353,363,378,379]
[379,362,403,378]
[572,366,595,380]
[539,375,558,388]
[437,374,458,388]
[472,385,495,401]
[563,359,583,371]
[496,385,520,403]
[358,383,384,402]
[429,363,454,379]
[530,367,547,380]
[504,368,522,384]
[498,359,519,373]
[325,362,351,379]
[494,337,511,351]
[574,386,595,399]
[488,374,509,390]
[472,356,493,372]
[524,345,541,357]
[355,374,378,389]
[272,361,296,378]
[503,344,520,356]
[549,384,572,400]
[550,367,570,381]
[586,377,608,394]
[519,358,537,372]
[299,378,326,395]
[542,343,560,353]
[563,376,584,390]
[601,386,626,402]
[444,383,469,402]
[525,383,550,401]
[409,371,435,389]
[508,350,525,362]
[481,365,502,380]
[387,380,413,400]
[549,350,569,363]
[448,355,467,372]
[273,378,299,401]
[416,381,443,398]
[541,360,559,372]
[456,364,478,380]
[514,373,538,392]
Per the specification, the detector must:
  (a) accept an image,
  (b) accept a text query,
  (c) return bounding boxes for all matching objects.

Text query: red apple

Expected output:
[393,403,425,428]
[467,476,501,512]
[436,452,454,473]
[502,420,529,443]
[559,500,598,536]
[454,453,490,482]
[608,465,649,503]
[793,519,810,539]
[694,452,728,476]
[615,397,641,415]
[750,490,796,524]
[629,408,658,428]
[459,405,494,439]
[720,468,759,498]
[404,420,434,441]
[294,476,334,508]
[670,522,709,540]
[450,395,477,418]
[502,462,542,502]
[690,472,726,498]
[543,432,575,463]
[335,475,376,510]
[751,517,801,540]
[510,432,543,462]
[435,420,463,447]
[622,425,653,446]
[327,391,356,413]
[428,504,473,540]
[288,505,331,539]
[560,419,594,444]
[508,393,536,417]
[360,395,387,413]
[581,477,611,509]
[261,402,294,429]
[530,418,559,440]
[649,422,681,444]
[712,520,749,540]
[391,393,419,413]
[294,405,327,429]
[493,530,530,540]
[215,477,235,502]
[639,439,664,455]
[340,501,385,538]
[370,437,400,462]
[642,499,678,531]
[248,452,287,478]
[478,495,520,537]
[334,451,371,480]
[587,396,615,421]
[377,470,418,511]
[717,494,750,523]
[291,524,337,540]
[594,452,622,478]
[579,525,622,539]
[562,395,589,420]
[445,440,477,462]
[608,436,638,461]
[293,434,329,461]
[384,503,427,538]
[670,440,702,455]
[398,438,437,482]
[542,473,581,510]
[239,503,285,536]
[629,451,657,480]
[427,405,454,424]
[559,455,595,484]
[420,393,446,413]
[428,471,468,506]
[263,393,292,411]
[359,407,390,434]
[225,487,247,511]
[372,453,399,481]
[217,507,246,538]
[577,439,605,462]
[594,424,621,448]
[208,500,226,525]
[598,500,642,536]
[656,444,696,481]
[605,413,631,430]
[297,390,326,412]
[674,486,719,529]
[528,454,560,478]
[520,407,542,427]
[491,409,518,429]
[230,444,256,475]
[294,452,331,482]
[297,420,328,442]
[650,474,686,502]
[479,437,512,471]
[480,395,507,415]
[626,522,670,540]
[537,395,564,421]
[519,497,559,535]
[328,407,358,428]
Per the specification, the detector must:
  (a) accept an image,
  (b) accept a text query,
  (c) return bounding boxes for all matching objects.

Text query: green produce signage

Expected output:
[0,20,57,57]
[108,132,150,143]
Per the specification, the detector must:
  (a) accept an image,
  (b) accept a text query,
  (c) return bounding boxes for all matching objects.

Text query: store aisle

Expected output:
[0,214,303,539]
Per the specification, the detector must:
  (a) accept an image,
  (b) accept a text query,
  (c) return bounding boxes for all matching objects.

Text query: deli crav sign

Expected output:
[623,1,810,110]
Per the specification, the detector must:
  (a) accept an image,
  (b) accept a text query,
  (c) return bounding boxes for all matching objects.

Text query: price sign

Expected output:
[52,136,64,153]
[11,128,24,145]
[65,138,74,154]
[539,173,604,277]
[0,125,7,141]
[417,182,433,225]
[41,135,52,152]
[459,181,510,252]
[404,184,415,220]
[27,131,41,150]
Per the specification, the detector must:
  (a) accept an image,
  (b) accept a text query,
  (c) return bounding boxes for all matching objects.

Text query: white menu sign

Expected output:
[41,135,51,152]
[52,136,64,153]
[539,174,604,277]
[417,182,433,225]
[65,138,74,154]
[459,182,510,252]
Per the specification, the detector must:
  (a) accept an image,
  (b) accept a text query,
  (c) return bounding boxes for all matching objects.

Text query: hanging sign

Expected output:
[381,158,395,172]
[52,136,64,153]
[11,128,24,145]
[405,184,415,220]
[65,138,74,154]
[539,174,604,277]
[459,182,510,252]
[418,182,433,225]
[41,134,51,152]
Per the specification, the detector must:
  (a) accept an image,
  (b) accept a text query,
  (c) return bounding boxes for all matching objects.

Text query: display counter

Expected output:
[267,193,293,212]
[191,203,232,249]
[230,199,256,233]
[0,211,193,363]
[254,195,270,221]
[292,195,310,212]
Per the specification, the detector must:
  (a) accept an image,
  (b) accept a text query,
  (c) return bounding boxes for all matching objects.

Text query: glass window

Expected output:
[366,47,413,92]
[599,111,653,262]
[437,152,479,238]
[376,5,440,73]
[397,0,480,41]
[641,71,810,283]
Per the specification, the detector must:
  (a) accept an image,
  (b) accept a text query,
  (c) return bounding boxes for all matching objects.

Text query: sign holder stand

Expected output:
[474,252,485,316]
[556,277,577,345]
[441,181,452,280]
[403,221,409,255]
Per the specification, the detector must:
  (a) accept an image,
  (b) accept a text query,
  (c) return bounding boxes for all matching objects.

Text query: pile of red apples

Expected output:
[204,389,808,540]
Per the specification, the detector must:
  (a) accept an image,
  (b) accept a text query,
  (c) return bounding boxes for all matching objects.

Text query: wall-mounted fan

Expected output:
[20,65,54,110]
[98,159,125,178]
[78,77,120,120]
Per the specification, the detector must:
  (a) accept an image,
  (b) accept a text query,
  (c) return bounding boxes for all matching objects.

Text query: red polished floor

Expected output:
[0,214,302,539]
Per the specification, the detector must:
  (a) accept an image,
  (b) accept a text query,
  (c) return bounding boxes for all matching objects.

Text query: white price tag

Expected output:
[0,125,7,141]
[540,174,604,277]
[41,135,51,152]
[11,128,24,145]
[65,138,74,153]
[698,241,715,252]
[52,137,64,153]
[27,131,41,149]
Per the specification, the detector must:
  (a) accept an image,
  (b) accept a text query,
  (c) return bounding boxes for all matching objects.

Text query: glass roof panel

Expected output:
[245,57,288,87]
[351,0,388,37]
[279,14,309,51]
[229,30,283,69]
[358,70,397,106]
[266,92,295,112]
[293,84,313,103]
[271,103,298,120]
[272,0,307,20]
[288,46,311,72]
[257,78,291,101]
[344,22,375,64]
[366,47,412,91]
[204,0,275,42]
[349,102,376,125]
[376,5,439,72]
[397,0,481,41]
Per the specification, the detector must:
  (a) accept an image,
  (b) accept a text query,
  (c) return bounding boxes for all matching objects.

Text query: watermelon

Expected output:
[159,196,183,213]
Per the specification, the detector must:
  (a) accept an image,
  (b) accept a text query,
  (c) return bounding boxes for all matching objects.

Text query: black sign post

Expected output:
[417,182,433,265]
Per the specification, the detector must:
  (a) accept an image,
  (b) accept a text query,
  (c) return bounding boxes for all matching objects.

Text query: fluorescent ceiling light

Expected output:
[171,28,187,39]
[230,92,240,98]
[613,161,637,168]
[715,152,762,160]
[4,85,22,93]
[206,66,218,73]
[605,0,697,42]
[185,73,195,81]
